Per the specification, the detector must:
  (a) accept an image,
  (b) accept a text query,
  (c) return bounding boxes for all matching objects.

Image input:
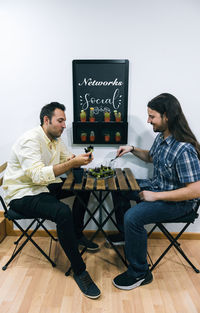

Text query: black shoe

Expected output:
[106,233,125,246]
[78,235,99,251]
[73,270,101,299]
[113,270,153,290]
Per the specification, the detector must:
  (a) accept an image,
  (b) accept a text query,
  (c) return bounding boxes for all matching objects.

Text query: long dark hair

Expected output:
[148,93,200,159]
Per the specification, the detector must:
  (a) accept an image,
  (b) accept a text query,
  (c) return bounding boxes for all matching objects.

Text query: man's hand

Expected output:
[66,154,76,161]
[117,145,133,157]
[139,181,200,202]
[71,152,93,168]
[139,190,158,202]
[53,152,93,177]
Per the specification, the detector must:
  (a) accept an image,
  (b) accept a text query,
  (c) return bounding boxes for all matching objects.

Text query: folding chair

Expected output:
[0,162,57,270]
[148,199,200,273]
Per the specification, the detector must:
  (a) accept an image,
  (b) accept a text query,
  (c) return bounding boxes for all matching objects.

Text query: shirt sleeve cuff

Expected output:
[42,165,55,182]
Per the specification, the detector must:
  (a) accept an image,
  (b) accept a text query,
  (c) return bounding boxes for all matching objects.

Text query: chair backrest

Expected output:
[194,199,200,212]
[0,162,8,213]
[0,162,7,185]
[190,199,200,220]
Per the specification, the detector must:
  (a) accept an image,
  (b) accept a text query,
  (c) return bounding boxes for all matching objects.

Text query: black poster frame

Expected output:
[72,59,129,144]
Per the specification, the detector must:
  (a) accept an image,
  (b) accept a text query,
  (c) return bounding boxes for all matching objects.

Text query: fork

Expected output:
[110,156,119,163]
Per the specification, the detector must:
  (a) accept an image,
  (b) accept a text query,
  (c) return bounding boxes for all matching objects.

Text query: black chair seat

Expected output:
[159,210,198,224]
[5,209,29,220]
[148,201,200,273]
[0,162,57,271]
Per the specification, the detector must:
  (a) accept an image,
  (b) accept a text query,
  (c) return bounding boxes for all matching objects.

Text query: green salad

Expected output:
[84,145,94,153]
[88,165,114,178]
[84,145,94,159]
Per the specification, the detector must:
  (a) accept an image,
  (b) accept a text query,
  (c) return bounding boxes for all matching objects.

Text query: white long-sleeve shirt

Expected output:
[3,126,72,204]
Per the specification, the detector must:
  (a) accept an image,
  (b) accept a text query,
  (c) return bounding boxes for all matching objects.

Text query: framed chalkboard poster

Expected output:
[72,59,129,144]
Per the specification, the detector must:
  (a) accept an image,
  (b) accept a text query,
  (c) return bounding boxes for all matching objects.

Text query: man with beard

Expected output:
[111,93,200,291]
[3,102,100,299]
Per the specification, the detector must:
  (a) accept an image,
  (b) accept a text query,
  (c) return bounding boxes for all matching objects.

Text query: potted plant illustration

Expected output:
[81,132,87,142]
[115,132,121,142]
[104,133,110,142]
[114,110,121,122]
[104,111,110,122]
[90,131,95,142]
[80,110,86,122]
[115,112,121,122]
[113,110,117,118]
[89,107,95,122]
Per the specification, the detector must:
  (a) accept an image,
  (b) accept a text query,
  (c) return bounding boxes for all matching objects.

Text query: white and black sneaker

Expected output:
[113,270,153,290]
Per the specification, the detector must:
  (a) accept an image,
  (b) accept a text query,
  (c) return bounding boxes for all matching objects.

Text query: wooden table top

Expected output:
[62,168,140,192]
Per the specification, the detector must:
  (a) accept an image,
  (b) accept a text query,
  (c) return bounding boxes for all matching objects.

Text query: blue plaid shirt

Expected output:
[139,134,200,195]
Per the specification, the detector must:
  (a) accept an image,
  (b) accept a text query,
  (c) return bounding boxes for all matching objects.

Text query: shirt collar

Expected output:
[159,133,174,146]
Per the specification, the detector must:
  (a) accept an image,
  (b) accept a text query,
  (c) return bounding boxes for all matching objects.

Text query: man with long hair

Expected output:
[112,93,200,290]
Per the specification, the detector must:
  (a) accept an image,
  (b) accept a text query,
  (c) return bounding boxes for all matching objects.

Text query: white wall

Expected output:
[0,0,200,232]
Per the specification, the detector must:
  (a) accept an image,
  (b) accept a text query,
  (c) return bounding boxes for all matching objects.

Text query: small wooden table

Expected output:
[62,168,140,270]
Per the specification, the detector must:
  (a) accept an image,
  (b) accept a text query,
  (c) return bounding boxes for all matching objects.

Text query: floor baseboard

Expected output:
[3,229,200,240]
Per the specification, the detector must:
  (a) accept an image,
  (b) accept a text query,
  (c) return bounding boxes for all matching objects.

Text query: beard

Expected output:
[48,128,64,140]
[152,124,166,133]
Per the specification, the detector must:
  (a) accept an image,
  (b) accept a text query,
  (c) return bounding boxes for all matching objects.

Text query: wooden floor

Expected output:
[0,236,200,313]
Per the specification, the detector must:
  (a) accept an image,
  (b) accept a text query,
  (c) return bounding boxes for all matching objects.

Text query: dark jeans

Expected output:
[9,181,89,275]
[47,180,90,239]
[111,179,144,233]
[72,192,90,239]
[111,191,132,233]
[125,199,194,277]
[112,179,195,277]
